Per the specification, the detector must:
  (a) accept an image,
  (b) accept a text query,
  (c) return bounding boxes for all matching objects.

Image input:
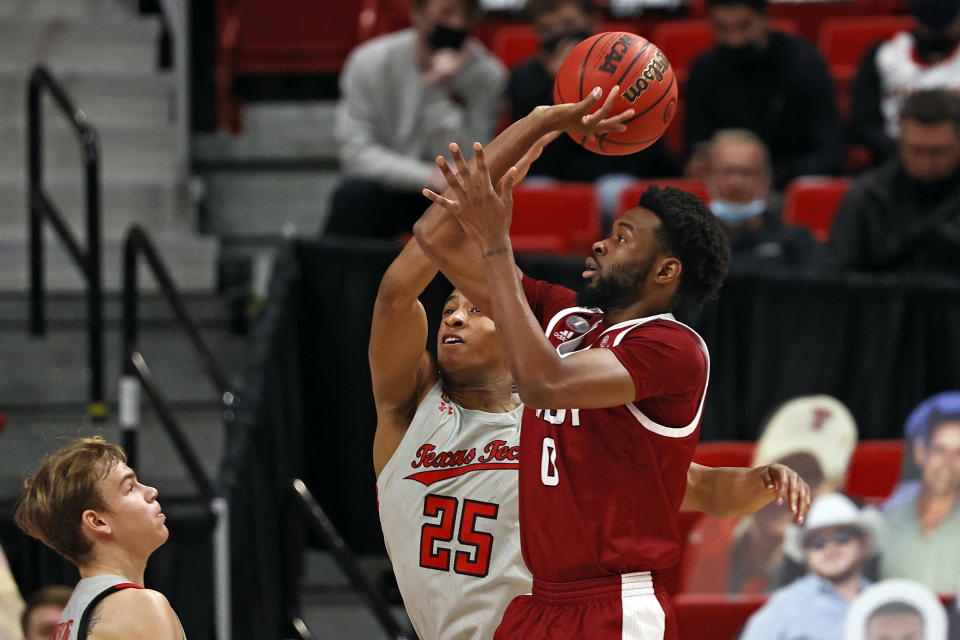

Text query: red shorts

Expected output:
[493,571,677,640]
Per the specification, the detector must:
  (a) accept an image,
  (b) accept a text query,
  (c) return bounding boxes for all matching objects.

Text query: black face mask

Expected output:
[913,30,960,59]
[541,29,591,54]
[717,42,765,66]
[429,24,469,51]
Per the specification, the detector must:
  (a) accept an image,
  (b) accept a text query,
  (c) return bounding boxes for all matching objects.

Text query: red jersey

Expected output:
[519,276,710,582]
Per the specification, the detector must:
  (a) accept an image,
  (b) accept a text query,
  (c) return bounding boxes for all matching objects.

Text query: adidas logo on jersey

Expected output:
[553,329,574,342]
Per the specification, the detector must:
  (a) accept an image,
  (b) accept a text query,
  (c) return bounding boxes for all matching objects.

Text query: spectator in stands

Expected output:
[0,545,22,640]
[845,579,948,640]
[19,586,71,640]
[326,0,506,238]
[824,90,960,275]
[881,394,960,593]
[850,0,960,163]
[684,0,844,188]
[885,392,960,512]
[681,395,858,594]
[705,129,817,272]
[739,493,878,640]
[506,0,675,225]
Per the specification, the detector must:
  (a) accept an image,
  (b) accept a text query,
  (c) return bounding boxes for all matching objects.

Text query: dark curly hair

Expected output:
[637,185,731,307]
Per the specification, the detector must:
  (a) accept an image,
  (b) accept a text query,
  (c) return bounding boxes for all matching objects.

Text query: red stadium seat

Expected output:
[510,183,600,254]
[845,439,904,500]
[650,19,798,83]
[692,441,755,468]
[617,179,709,216]
[491,24,539,70]
[674,594,767,640]
[818,16,913,118]
[782,177,851,242]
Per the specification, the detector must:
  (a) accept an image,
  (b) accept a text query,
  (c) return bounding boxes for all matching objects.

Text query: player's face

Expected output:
[98,462,169,556]
[865,612,924,640]
[917,421,960,497]
[709,5,768,50]
[437,291,505,376]
[899,119,960,183]
[707,139,770,204]
[803,525,866,581]
[25,604,63,640]
[578,207,664,311]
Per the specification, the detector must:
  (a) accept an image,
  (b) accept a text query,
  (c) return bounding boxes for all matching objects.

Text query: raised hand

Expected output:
[422,141,517,254]
[762,463,812,525]
[542,85,635,143]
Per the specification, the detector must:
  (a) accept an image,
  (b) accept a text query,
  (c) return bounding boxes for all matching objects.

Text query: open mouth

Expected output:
[583,257,601,279]
[442,336,464,345]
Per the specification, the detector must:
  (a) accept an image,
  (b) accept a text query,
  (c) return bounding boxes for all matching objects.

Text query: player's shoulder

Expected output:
[90,588,181,640]
[627,317,703,345]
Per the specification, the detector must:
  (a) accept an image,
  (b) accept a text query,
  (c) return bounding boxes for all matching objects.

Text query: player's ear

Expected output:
[654,257,681,284]
[81,509,112,537]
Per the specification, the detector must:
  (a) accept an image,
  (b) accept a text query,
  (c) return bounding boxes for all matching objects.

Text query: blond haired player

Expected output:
[372,88,810,640]
[15,436,184,640]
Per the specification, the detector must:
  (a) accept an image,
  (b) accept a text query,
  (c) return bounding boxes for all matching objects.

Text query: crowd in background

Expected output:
[324,0,960,282]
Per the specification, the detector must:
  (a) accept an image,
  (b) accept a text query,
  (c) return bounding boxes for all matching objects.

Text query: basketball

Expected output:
[553,32,678,156]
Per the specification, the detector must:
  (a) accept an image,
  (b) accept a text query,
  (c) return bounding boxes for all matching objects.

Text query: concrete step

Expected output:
[193,102,339,164]
[0,121,178,184]
[0,177,178,238]
[202,169,339,237]
[0,71,174,129]
[0,231,219,291]
[0,0,137,20]
[0,405,228,501]
[0,16,160,75]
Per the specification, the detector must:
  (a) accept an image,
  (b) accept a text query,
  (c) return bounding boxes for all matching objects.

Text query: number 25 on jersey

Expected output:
[419,494,499,578]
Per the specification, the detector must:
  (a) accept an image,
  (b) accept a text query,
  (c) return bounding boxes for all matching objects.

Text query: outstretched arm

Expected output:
[682,463,810,524]
[414,87,631,315]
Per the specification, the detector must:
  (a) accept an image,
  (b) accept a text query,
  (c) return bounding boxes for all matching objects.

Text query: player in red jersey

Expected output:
[415,88,732,639]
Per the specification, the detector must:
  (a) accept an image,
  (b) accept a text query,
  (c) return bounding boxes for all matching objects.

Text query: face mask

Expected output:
[541,29,591,54]
[710,198,766,225]
[913,30,960,59]
[717,42,764,66]
[429,24,469,51]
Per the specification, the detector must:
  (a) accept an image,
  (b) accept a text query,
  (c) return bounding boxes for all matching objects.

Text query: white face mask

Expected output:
[709,198,766,225]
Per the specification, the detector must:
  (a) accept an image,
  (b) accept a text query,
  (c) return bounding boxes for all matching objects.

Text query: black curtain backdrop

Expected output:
[225,238,960,638]
[0,499,215,639]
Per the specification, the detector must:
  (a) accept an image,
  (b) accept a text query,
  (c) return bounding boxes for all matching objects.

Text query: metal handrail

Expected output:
[27,65,105,420]
[119,224,233,640]
[291,479,414,640]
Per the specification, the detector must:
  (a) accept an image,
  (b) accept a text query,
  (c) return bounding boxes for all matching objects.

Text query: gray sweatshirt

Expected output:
[335,28,507,191]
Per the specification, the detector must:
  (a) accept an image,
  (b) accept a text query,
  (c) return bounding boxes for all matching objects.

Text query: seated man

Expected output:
[740,493,878,640]
[850,0,960,163]
[20,586,72,640]
[681,395,858,594]
[326,0,506,238]
[15,436,184,640]
[506,0,676,224]
[705,129,817,272]
[844,579,948,640]
[824,89,960,275]
[881,394,960,593]
[685,0,844,187]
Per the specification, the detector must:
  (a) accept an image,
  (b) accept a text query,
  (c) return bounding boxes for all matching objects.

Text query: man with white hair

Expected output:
[740,493,877,640]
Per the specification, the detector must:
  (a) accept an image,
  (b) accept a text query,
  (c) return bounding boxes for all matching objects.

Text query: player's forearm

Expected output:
[683,465,773,518]
[376,238,439,308]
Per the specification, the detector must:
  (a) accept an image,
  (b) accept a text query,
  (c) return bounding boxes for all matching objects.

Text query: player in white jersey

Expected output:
[372,89,810,640]
[15,436,184,640]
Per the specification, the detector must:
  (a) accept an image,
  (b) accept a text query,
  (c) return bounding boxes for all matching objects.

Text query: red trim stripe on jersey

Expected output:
[405,462,520,486]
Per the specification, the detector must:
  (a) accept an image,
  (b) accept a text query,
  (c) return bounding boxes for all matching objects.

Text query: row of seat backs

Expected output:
[510,176,850,254]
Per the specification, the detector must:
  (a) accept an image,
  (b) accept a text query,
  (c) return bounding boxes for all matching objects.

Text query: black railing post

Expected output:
[121,229,139,467]
[28,71,44,336]
[26,65,105,419]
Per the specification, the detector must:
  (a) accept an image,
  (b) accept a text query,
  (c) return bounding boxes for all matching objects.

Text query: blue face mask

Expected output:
[710,198,766,225]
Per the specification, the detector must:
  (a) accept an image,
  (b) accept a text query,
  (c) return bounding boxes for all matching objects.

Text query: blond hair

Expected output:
[15,436,127,565]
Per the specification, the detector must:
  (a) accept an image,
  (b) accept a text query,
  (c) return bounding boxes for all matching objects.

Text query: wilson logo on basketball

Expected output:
[621,49,670,104]
[598,33,638,74]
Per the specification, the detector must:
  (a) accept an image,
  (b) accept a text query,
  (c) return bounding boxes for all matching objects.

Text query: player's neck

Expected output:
[445,379,520,413]
[78,548,148,586]
[602,298,673,326]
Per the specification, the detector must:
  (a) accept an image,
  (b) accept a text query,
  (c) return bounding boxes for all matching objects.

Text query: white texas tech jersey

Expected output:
[377,383,528,640]
[876,31,960,138]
